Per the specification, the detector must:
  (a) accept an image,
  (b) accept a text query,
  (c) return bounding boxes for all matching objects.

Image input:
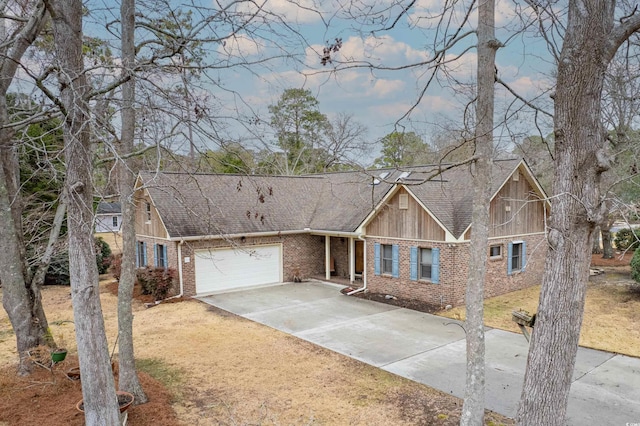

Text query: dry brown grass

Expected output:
[438,260,640,357]
[0,279,512,425]
[95,232,123,254]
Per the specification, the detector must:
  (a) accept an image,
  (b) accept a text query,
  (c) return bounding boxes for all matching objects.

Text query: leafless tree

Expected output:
[0,0,57,375]
[116,0,148,404]
[47,0,122,422]
[460,0,498,423]
[517,2,640,424]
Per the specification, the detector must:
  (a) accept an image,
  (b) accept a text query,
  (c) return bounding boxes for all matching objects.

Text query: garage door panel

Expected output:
[195,245,282,294]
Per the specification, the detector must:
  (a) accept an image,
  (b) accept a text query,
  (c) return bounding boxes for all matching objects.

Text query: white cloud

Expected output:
[370,79,405,97]
[499,75,553,98]
[335,35,429,65]
[217,34,263,58]
[407,0,538,34]
[233,0,340,24]
[441,50,477,82]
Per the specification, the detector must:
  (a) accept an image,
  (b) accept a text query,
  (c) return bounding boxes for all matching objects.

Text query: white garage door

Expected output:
[194,245,282,294]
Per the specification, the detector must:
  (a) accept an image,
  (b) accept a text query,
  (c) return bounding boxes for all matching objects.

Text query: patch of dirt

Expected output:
[105,279,155,304]
[590,251,633,268]
[0,278,514,425]
[354,291,442,314]
[0,356,179,426]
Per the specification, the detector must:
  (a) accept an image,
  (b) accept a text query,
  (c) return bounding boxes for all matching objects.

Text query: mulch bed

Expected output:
[0,279,184,426]
[590,251,633,268]
[0,355,180,426]
[105,279,186,304]
[353,291,443,314]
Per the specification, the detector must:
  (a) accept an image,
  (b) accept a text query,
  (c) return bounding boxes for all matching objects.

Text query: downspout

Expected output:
[159,239,184,302]
[347,234,367,295]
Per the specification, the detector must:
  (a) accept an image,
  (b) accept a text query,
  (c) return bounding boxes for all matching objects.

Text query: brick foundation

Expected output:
[365,233,547,308]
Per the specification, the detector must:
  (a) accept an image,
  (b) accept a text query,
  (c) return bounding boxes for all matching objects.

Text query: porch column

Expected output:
[349,237,355,283]
[325,236,331,280]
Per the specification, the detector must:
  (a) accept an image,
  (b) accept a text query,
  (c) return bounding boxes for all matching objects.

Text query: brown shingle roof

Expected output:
[403,159,521,237]
[138,158,524,239]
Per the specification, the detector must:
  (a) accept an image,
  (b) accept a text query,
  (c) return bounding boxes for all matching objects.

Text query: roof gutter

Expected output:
[169,229,359,242]
[308,230,360,238]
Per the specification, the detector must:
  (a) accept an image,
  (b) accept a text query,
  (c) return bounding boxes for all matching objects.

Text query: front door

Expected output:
[355,240,364,274]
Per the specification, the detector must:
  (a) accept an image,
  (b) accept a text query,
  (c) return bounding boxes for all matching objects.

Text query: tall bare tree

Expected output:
[48,0,121,422]
[460,0,499,424]
[0,0,56,375]
[117,0,148,404]
[517,2,640,424]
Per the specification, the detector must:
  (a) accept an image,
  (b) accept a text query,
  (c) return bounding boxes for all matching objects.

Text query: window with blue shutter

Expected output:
[508,241,525,275]
[136,241,147,268]
[431,248,440,284]
[162,244,168,269]
[391,245,399,278]
[154,243,167,268]
[374,243,381,275]
[410,247,418,281]
[142,242,147,266]
[154,244,159,267]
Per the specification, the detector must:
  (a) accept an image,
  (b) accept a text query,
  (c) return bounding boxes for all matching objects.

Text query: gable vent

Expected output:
[399,193,409,210]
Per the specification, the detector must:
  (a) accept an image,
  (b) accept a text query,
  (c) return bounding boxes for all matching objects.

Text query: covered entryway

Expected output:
[194,244,282,294]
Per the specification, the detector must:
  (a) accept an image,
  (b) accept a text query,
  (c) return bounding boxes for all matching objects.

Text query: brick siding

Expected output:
[136,232,546,304]
[146,234,325,297]
[134,236,180,296]
[365,233,547,308]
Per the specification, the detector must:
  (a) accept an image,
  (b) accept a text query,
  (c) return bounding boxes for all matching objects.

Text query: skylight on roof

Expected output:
[372,171,390,185]
[396,171,411,182]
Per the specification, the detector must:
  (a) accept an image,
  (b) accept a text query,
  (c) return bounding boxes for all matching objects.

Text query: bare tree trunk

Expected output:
[31,201,67,288]
[592,226,603,254]
[48,0,120,423]
[117,0,148,404]
[600,214,616,259]
[517,2,640,424]
[0,170,49,374]
[0,0,53,374]
[460,0,498,424]
[602,228,614,258]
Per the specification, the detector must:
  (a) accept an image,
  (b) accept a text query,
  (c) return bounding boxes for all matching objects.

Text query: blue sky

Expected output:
[76,0,557,164]
[210,0,557,159]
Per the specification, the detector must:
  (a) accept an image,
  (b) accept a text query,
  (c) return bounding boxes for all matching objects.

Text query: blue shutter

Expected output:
[163,245,168,269]
[521,242,527,271]
[410,247,418,281]
[432,248,440,284]
[153,244,158,267]
[142,242,147,266]
[392,245,399,278]
[135,242,139,268]
[507,242,513,275]
[374,243,381,275]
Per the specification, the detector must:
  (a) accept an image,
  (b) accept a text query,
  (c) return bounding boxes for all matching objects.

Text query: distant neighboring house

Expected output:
[95,202,122,233]
[133,158,549,306]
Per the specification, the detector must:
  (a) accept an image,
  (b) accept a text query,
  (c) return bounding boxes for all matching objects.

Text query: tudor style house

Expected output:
[133,158,548,307]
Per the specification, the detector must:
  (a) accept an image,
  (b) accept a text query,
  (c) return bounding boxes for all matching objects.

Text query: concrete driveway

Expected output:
[198,281,640,425]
